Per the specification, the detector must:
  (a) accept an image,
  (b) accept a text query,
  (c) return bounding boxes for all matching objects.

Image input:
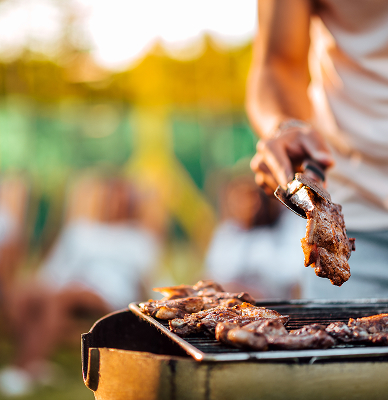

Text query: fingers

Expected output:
[262,139,294,186]
[251,138,294,190]
[250,125,333,194]
[300,131,335,169]
[250,154,278,195]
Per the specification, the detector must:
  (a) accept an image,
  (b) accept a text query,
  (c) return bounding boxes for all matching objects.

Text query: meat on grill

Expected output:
[140,282,388,352]
[152,280,225,300]
[139,280,255,320]
[216,320,335,350]
[270,327,335,350]
[325,314,388,345]
[214,313,388,350]
[288,180,355,286]
[201,292,256,310]
[139,297,204,319]
[325,322,386,344]
[169,302,289,337]
[215,321,269,351]
[289,323,327,336]
[348,313,388,333]
[325,322,356,343]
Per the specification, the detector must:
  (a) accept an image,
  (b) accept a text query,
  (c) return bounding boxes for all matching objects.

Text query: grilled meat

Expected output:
[216,320,334,351]
[201,292,256,309]
[269,329,335,350]
[254,320,335,350]
[141,292,255,320]
[232,302,289,324]
[151,285,195,300]
[141,282,388,352]
[255,319,288,336]
[169,303,288,337]
[348,313,388,333]
[325,314,388,345]
[215,321,268,351]
[290,324,327,336]
[325,321,371,344]
[170,307,249,337]
[369,333,388,345]
[288,180,355,286]
[325,322,356,343]
[152,280,224,300]
[140,280,255,320]
[347,314,388,345]
[139,297,204,320]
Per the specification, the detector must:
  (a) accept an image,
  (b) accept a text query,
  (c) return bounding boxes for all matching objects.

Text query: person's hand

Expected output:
[250,120,334,195]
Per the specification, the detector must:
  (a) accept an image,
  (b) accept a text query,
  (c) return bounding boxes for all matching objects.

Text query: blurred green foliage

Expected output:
[0,34,258,259]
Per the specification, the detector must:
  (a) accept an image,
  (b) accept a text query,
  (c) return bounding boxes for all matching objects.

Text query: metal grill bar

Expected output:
[129,300,388,363]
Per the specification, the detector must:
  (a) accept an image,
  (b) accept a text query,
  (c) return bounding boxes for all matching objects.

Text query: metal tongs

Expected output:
[274,160,331,219]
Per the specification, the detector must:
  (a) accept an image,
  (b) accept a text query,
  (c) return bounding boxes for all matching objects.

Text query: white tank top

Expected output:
[309,0,388,230]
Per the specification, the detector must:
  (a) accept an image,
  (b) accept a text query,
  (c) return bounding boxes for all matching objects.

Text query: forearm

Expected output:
[248,1,333,192]
[246,0,313,139]
[246,43,312,139]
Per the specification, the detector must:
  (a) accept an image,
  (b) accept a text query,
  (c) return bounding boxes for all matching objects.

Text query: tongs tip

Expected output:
[274,185,307,219]
[274,161,331,218]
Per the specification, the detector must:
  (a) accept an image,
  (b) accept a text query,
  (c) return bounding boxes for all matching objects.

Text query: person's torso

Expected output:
[309,0,388,230]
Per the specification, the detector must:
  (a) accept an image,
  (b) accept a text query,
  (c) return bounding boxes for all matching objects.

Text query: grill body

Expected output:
[82,300,388,400]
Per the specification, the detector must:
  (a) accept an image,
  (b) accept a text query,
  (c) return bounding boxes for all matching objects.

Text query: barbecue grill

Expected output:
[82,299,388,400]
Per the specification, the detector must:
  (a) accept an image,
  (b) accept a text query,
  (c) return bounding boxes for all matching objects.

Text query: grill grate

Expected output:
[129,300,388,362]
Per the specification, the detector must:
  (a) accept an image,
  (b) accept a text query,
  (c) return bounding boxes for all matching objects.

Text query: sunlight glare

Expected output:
[0,0,257,69]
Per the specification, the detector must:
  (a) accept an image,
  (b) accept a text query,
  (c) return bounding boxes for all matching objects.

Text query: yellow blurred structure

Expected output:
[127,107,216,253]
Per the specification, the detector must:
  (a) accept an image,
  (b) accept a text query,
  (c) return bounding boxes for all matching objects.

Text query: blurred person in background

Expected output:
[206,167,305,299]
[0,177,29,304]
[248,0,388,299]
[0,176,163,397]
[38,176,163,310]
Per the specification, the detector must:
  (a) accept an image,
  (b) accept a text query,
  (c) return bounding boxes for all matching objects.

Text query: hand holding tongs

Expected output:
[274,160,331,219]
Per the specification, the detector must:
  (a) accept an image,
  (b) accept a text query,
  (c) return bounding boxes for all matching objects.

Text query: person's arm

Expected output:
[247,0,334,193]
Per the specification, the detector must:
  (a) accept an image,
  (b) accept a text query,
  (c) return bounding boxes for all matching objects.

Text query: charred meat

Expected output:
[139,297,204,319]
[271,329,335,350]
[215,321,269,351]
[325,314,388,345]
[325,321,372,344]
[269,333,335,351]
[288,178,355,286]
[201,292,256,309]
[169,303,289,337]
[140,280,255,320]
[152,280,224,300]
[325,322,356,343]
[217,320,335,351]
[289,324,327,336]
[348,313,388,333]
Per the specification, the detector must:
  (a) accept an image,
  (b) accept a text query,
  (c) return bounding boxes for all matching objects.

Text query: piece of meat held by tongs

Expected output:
[275,161,355,286]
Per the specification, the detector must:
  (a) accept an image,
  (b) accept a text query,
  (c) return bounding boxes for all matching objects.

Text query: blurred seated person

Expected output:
[205,171,305,300]
[38,176,163,310]
[0,176,29,303]
[0,175,164,396]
